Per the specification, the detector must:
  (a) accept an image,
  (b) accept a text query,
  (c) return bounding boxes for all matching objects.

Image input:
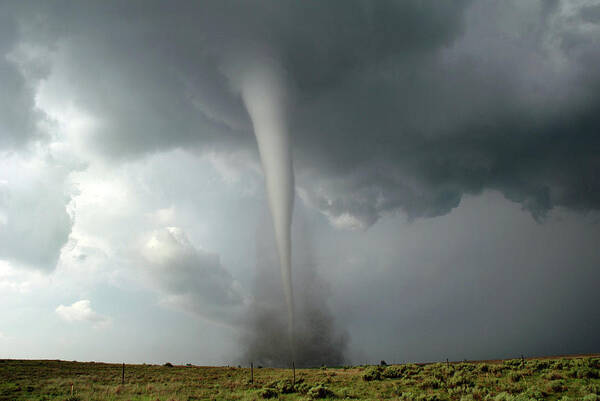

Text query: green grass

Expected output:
[0,356,599,400]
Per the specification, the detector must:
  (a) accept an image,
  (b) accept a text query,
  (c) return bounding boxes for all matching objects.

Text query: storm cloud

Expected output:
[1,1,599,364]
[4,0,598,230]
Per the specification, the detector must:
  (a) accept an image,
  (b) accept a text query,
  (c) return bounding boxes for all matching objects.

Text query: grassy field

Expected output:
[1,355,599,401]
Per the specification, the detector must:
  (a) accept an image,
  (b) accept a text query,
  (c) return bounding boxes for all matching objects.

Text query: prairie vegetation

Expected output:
[1,355,599,400]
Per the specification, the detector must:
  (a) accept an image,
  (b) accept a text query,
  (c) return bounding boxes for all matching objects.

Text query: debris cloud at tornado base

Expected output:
[241,209,348,368]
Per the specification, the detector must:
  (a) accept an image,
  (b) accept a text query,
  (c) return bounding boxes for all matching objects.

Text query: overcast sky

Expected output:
[1,0,599,365]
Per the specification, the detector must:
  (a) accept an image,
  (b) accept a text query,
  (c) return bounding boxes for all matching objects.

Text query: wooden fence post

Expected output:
[292,361,295,386]
[251,362,254,384]
[122,362,125,385]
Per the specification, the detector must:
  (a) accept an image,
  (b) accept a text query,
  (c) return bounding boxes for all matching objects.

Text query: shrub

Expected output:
[542,370,564,380]
[296,382,311,394]
[488,365,503,375]
[404,363,421,373]
[275,380,296,394]
[163,362,173,367]
[478,363,490,373]
[576,367,599,379]
[493,393,515,401]
[547,380,567,393]
[338,387,357,398]
[532,360,550,371]
[400,378,417,387]
[584,383,600,395]
[472,385,489,399]
[398,392,443,401]
[382,366,404,379]
[307,384,334,399]
[553,359,572,370]
[498,380,525,395]
[507,372,522,382]
[419,377,443,389]
[398,392,418,401]
[362,366,382,381]
[448,373,474,388]
[504,360,521,368]
[522,386,545,400]
[259,387,278,398]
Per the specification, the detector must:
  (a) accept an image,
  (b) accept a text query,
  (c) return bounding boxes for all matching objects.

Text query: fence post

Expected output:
[251,362,254,384]
[446,358,449,368]
[121,362,125,385]
[292,361,295,386]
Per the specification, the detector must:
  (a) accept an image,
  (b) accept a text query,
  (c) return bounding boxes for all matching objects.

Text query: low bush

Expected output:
[338,387,357,398]
[275,380,295,394]
[398,392,444,401]
[553,359,572,370]
[584,383,600,394]
[522,386,545,400]
[259,387,278,399]
[542,370,564,380]
[532,360,550,371]
[307,384,334,399]
[478,363,490,373]
[547,380,567,393]
[362,366,382,381]
[507,372,521,382]
[492,392,515,401]
[576,367,599,379]
[448,373,474,388]
[295,382,311,394]
[382,365,404,379]
[419,377,443,389]
[503,360,521,368]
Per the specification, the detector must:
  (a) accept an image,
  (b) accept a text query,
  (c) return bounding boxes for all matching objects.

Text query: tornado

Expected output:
[240,60,295,352]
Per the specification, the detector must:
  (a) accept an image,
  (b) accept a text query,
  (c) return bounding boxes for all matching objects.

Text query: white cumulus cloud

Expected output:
[55,299,109,328]
[140,227,246,324]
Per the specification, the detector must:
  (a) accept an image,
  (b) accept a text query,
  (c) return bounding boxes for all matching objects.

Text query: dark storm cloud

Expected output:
[581,4,600,24]
[0,155,73,271]
[0,9,45,149]
[320,192,600,363]
[4,0,600,226]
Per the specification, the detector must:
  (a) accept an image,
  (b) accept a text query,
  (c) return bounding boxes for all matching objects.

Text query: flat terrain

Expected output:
[1,355,599,400]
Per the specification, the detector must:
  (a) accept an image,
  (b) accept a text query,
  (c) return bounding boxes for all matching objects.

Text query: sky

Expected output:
[1,0,599,366]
